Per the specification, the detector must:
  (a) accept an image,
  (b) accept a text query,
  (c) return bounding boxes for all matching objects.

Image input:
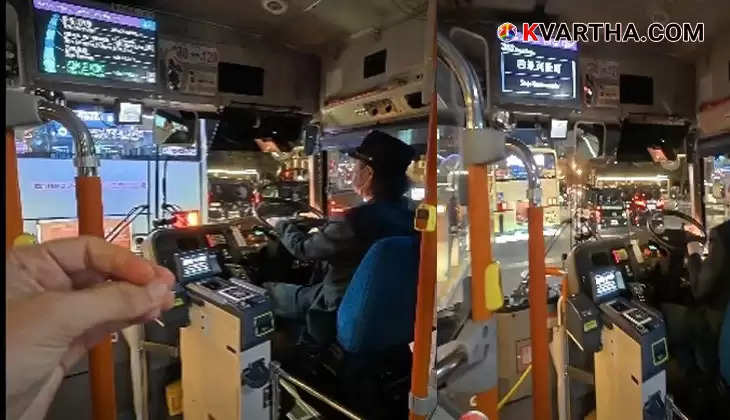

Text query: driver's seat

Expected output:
[334,235,420,418]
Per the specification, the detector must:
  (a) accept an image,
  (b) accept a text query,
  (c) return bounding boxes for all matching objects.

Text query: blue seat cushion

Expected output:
[337,236,420,354]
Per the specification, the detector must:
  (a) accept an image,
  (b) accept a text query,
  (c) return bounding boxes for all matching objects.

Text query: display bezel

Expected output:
[31,0,159,91]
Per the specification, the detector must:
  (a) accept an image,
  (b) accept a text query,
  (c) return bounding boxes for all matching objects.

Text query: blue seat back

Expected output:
[720,301,730,385]
[337,236,420,354]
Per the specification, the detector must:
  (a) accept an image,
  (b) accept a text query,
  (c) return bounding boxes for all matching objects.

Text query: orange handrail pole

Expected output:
[77,176,117,420]
[409,2,437,417]
[6,129,24,248]
[467,164,499,419]
[528,206,551,419]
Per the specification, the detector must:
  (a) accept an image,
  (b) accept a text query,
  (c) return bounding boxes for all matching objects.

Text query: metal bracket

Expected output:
[460,128,506,166]
[140,341,179,358]
[408,388,437,417]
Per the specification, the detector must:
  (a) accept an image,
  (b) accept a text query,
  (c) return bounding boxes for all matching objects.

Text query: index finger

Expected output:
[37,236,167,286]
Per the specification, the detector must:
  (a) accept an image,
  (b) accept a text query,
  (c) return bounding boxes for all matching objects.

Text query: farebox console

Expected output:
[144,224,277,420]
[566,238,668,420]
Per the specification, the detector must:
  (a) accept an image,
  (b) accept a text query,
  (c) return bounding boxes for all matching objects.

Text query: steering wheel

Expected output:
[645,209,707,251]
[253,197,325,231]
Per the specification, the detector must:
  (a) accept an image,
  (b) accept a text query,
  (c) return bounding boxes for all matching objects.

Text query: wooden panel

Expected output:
[594,326,643,420]
[181,302,241,419]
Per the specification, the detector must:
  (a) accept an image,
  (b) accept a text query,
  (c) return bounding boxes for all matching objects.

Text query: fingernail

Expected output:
[147,282,169,300]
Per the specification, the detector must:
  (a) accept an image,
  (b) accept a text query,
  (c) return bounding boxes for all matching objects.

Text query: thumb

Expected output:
[57,281,173,341]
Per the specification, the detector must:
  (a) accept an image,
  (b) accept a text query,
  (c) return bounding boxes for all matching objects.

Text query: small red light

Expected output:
[172,210,200,228]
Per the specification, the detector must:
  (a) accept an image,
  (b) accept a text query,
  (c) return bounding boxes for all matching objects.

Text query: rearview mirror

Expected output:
[574,122,606,162]
[154,110,194,145]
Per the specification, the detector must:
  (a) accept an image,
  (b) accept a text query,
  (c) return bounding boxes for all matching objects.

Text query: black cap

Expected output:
[349,130,415,175]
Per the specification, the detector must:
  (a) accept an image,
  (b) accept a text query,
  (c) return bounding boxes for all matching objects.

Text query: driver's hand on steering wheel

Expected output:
[298,211,320,219]
[683,223,704,238]
[686,241,704,257]
[266,217,289,229]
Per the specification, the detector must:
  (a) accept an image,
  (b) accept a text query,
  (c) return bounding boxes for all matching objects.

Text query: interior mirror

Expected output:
[574,122,606,161]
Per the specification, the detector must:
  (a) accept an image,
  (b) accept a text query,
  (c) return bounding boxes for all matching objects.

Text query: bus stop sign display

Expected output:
[498,36,578,105]
[33,0,157,85]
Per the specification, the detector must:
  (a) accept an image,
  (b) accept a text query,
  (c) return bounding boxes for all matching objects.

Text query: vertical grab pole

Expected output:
[437,32,499,419]
[505,138,551,420]
[37,101,116,420]
[466,165,498,419]
[409,1,438,418]
[528,205,550,418]
[6,128,24,248]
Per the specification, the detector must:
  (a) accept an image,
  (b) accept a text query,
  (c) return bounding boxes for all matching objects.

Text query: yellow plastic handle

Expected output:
[485,262,504,311]
[414,203,437,232]
[13,233,37,248]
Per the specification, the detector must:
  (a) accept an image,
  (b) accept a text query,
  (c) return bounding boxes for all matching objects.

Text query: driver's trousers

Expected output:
[263,281,340,346]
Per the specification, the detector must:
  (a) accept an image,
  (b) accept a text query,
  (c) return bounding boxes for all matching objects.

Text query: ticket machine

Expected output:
[564,238,669,420]
[143,223,278,419]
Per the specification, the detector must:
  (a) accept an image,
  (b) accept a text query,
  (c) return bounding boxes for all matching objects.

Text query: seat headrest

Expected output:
[337,236,420,354]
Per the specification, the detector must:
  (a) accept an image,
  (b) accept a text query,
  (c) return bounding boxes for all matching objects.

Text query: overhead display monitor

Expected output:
[498,31,578,106]
[33,0,157,86]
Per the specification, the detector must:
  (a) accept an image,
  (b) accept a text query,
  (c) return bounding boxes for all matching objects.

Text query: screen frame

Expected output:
[491,33,581,109]
[28,0,159,92]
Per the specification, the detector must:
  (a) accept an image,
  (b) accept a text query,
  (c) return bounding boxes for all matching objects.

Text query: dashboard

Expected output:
[569,235,668,306]
[146,219,270,288]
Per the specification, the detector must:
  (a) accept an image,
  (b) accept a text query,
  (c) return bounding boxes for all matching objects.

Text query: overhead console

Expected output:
[319,17,431,130]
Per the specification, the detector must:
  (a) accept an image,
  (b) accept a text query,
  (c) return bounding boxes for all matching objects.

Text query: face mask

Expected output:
[352,163,373,197]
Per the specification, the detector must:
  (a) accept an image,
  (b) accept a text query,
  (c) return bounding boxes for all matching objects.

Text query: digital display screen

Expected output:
[205,233,227,247]
[34,0,157,85]
[174,250,221,282]
[116,102,142,124]
[591,268,625,301]
[499,39,578,104]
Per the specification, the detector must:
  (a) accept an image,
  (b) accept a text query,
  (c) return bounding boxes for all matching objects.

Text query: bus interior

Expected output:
[433,2,730,420]
[6,0,435,419]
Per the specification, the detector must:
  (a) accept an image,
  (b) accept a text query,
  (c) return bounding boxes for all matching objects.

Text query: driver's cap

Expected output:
[348,130,415,175]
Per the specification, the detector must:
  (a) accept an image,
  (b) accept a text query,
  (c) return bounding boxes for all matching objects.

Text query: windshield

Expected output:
[704,153,730,230]
[494,152,556,180]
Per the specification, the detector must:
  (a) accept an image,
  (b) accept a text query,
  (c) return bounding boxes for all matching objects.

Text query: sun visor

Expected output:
[210,107,307,152]
[617,121,688,162]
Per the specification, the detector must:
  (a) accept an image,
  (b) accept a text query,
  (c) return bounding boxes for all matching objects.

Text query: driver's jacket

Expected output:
[688,220,730,314]
[274,196,417,342]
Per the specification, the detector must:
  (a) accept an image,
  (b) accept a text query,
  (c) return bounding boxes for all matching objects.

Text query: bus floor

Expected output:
[432,396,533,419]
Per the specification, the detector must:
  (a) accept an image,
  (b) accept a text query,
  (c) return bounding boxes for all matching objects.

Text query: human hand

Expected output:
[266,217,288,228]
[686,241,703,256]
[6,236,175,420]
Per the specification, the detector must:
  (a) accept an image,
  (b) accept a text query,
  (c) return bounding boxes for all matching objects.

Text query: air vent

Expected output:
[405,92,424,109]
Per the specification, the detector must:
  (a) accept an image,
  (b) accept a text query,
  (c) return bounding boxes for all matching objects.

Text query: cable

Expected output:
[544,219,569,257]
[497,364,532,410]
